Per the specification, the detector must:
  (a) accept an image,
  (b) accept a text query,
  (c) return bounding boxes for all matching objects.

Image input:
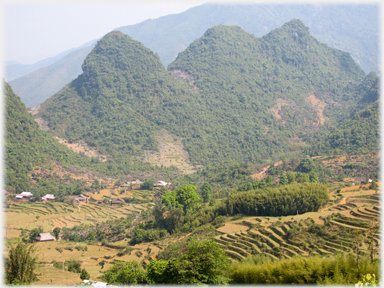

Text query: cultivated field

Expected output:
[4,181,380,284]
[214,186,380,262]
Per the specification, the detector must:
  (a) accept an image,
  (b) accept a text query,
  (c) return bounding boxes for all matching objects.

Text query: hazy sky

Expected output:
[3,1,206,64]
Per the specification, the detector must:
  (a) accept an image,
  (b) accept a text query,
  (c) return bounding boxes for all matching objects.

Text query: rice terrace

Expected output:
[4,178,380,285]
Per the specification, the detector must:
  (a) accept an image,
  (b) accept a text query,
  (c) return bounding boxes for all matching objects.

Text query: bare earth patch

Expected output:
[54,136,111,162]
[307,94,328,125]
[269,98,289,121]
[170,69,199,92]
[141,131,202,174]
[251,165,270,180]
[217,223,249,234]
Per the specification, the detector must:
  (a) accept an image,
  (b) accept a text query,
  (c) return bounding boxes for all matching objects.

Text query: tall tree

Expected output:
[201,182,213,203]
[6,242,38,284]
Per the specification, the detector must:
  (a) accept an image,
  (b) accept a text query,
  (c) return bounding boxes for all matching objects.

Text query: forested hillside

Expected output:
[4,81,93,193]
[36,20,376,169]
[4,81,176,195]
[305,100,380,156]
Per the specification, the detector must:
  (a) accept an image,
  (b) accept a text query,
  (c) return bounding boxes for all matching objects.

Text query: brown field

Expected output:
[217,223,249,234]
[141,131,201,174]
[307,94,328,125]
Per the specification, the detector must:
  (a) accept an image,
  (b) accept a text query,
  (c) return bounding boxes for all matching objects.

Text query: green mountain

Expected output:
[305,100,380,156]
[36,21,374,169]
[4,81,92,193]
[36,31,201,164]
[4,80,176,195]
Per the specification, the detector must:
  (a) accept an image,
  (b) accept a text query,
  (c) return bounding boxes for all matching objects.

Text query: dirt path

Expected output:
[173,233,192,243]
[251,165,270,180]
[320,196,348,212]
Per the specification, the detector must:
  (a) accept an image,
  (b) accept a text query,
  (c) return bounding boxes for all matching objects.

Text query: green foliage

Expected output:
[129,226,168,245]
[66,260,82,273]
[201,182,213,203]
[53,227,61,240]
[147,240,231,284]
[217,183,329,217]
[162,184,202,214]
[5,80,173,196]
[80,268,90,280]
[140,178,156,190]
[5,242,38,284]
[230,254,379,284]
[29,228,41,243]
[357,273,380,286]
[296,155,315,173]
[306,100,380,156]
[103,260,147,284]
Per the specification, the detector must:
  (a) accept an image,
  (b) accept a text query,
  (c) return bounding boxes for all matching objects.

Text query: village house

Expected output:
[153,180,172,188]
[37,232,55,241]
[74,194,87,202]
[41,194,55,201]
[109,198,125,205]
[20,191,33,197]
[120,179,144,189]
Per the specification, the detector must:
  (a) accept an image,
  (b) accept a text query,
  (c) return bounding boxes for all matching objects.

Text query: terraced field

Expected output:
[214,189,380,262]
[5,200,150,238]
[4,196,159,284]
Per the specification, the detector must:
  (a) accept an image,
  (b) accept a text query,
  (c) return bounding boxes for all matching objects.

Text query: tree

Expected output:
[80,268,90,280]
[6,242,38,284]
[296,155,315,173]
[309,171,319,183]
[146,240,231,284]
[180,240,231,284]
[266,175,274,186]
[287,172,296,184]
[163,184,202,214]
[175,184,202,213]
[91,179,100,189]
[146,259,169,284]
[29,228,41,243]
[201,182,213,203]
[103,260,147,284]
[53,227,61,240]
[141,178,156,190]
[279,172,288,186]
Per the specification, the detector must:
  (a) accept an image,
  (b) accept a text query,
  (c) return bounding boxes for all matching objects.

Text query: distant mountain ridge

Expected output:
[8,3,379,108]
[9,44,95,107]
[116,3,378,72]
[35,20,376,168]
[5,39,97,81]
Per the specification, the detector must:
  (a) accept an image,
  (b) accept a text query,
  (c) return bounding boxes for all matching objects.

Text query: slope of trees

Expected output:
[305,100,380,156]
[4,81,177,195]
[216,183,329,217]
[36,20,375,169]
[5,242,38,284]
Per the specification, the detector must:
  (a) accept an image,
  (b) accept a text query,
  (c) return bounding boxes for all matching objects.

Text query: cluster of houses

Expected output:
[119,179,144,188]
[15,191,55,201]
[119,179,172,189]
